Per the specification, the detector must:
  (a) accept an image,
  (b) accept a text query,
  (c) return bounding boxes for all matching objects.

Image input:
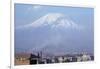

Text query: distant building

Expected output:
[81,54,91,61]
[77,56,82,62]
[29,53,40,64]
[90,55,94,60]
[76,54,92,62]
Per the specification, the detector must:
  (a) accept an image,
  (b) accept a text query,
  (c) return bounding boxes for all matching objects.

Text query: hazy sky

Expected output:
[15,4,94,55]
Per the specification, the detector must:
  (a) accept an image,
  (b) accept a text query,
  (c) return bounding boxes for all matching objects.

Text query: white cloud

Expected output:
[26,5,42,13]
[32,5,42,10]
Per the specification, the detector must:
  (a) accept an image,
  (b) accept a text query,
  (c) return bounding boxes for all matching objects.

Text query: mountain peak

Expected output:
[44,13,64,23]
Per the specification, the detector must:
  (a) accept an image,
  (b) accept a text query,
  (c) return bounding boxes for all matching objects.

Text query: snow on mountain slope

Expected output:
[16,13,82,30]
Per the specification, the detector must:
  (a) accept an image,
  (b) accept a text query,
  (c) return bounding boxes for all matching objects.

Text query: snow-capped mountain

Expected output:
[17,13,81,30]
